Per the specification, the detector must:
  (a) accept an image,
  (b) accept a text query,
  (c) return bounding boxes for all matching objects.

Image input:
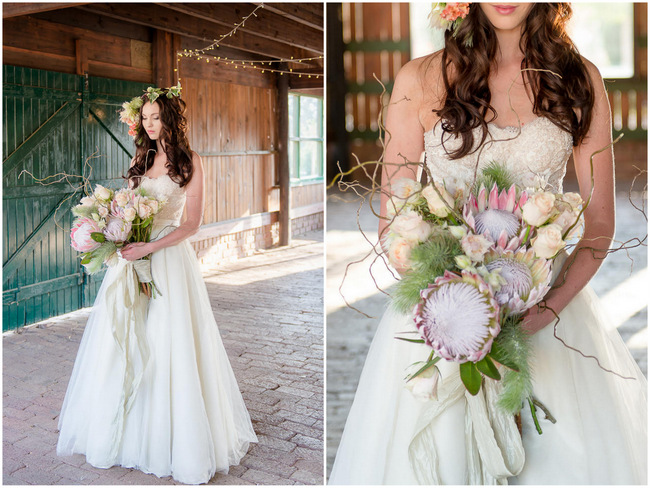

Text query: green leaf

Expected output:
[90,232,105,243]
[406,357,441,382]
[395,337,426,344]
[476,356,501,380]
[80,254,91,265]
[460,361,482,395]
[489,342,521,372]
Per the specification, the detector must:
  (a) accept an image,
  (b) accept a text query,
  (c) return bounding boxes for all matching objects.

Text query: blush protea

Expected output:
[70,217,102,253]
[483,248,552,314]
[463,184,528,250]
[413,270,500,363]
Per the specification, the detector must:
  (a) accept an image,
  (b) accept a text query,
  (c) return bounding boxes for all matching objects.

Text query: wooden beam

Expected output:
[153,30,180,88]
[2,2,88,18]
[80,3,313,62]
[276,63,291,246]
[159,3,323,54]
[75,39,88,75]
[260,3,324,32]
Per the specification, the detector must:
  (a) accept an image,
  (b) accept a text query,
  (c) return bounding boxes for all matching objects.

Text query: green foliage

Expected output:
[473,161,515,194]
[476,356,501,380]
[91,232,106,243]
[72,206,94,218]
[391,229,462,314]
[460,361,482,395]
[82,242,117,274]
[493,315,533,413]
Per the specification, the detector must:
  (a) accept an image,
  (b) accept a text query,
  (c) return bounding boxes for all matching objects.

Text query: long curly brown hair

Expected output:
[435,3,594,159]
[126,92,194,189]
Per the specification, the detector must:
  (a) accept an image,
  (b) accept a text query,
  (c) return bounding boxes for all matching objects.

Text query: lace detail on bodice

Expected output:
[424,117,573,194]
[139,174,186,224]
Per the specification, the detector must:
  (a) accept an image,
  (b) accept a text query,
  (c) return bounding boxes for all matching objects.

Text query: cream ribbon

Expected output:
[104,259,150,461]
[409,367,525,484]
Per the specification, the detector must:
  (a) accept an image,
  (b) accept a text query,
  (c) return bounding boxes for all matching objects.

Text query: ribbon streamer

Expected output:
[409,367,525,484]
[103,259,150,461]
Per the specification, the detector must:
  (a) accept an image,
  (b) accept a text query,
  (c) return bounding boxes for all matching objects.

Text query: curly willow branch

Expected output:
[18,149,103,232]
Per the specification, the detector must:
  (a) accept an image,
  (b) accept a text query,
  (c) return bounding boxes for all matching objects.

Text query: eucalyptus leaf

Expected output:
[460,361,482,395]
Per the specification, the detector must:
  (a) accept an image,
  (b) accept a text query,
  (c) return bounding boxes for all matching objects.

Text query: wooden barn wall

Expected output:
[181,77,276,225]
[2,14,153,83]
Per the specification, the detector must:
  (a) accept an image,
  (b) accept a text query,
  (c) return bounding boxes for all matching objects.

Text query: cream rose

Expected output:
[97,205,109,218]
[562,192,583,211]
[552,209,581,236]
[461,233,492,262]
[405,363,440,402]
[532,224,566,259]
[114,192,129,207]
[93,184,112,202]
[137,204,153,219]
[522,191,556,227]
[123,207,137,222]
[422,183,454,218]
[80,196,95,207]
[388,237,414,270]
[391,210,433,243]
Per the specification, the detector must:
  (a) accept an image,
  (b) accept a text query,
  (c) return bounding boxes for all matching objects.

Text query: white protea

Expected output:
[463,183,529,251]
[413,270,500,363]
[483,248,552,314]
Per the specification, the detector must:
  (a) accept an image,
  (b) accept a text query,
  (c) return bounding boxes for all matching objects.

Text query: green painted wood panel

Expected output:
[3,65,152,331]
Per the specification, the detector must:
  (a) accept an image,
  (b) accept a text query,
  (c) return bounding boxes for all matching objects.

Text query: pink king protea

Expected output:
[413,270,501,363]
[463,183,529,251]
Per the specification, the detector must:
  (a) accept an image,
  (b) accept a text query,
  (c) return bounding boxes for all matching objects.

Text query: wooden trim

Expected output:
[2,3,88,18]
[190,211,279,243]
[290,202,324,220]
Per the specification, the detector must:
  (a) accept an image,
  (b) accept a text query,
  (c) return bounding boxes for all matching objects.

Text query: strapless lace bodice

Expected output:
[139,174,186,224]
[424,117,573,193]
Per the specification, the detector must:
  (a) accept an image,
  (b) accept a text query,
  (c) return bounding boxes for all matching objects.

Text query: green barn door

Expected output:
[3,66,151,331]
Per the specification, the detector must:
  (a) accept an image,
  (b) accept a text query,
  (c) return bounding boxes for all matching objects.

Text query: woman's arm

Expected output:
[523,61,615,334]
[378,58,431,249]
[121,152,205,261]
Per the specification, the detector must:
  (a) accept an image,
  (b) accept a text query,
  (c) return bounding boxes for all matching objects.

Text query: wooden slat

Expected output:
[2,2,88,18]
[81,3,313,62]
[3,101,80,178]
[160,2,323,54]
[3,273,82,304]
[261,3,324,31]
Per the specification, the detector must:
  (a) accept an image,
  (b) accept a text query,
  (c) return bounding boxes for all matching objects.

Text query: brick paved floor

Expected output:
[326,190,648,477]
[3,230,324,485]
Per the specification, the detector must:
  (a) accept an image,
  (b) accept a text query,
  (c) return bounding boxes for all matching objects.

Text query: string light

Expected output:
[175,3,323,82]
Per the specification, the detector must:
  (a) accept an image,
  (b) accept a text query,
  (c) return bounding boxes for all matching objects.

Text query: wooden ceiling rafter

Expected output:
[258,3,324,32]
[78,3,315,63]
[159,3,323,55]
[2,2,88,18]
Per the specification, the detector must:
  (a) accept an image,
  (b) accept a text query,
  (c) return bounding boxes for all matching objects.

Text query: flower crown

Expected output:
[429,2,472,46]
[119,83,182,138]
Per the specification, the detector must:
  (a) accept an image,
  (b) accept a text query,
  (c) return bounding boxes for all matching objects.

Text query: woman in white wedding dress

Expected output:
[329,3,647,485]
[57,87,258,484]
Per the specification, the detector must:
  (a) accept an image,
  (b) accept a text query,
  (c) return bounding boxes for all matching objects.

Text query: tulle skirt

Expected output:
[329,281,647,485]
[57,222,258,484]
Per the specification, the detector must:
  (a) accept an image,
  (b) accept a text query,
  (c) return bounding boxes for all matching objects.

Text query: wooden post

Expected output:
[277,66,291,246]
[153,30,180,87]
[75,39,88,75]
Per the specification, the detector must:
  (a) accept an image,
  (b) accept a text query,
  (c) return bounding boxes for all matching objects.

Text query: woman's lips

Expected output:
[493,4,517,15]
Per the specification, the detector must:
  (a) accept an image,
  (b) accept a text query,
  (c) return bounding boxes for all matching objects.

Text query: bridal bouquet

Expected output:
[70,184,166,297]
[386,164,584,422]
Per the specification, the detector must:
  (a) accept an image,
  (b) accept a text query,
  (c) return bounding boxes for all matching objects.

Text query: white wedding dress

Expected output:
[329,117,647,485]
[57,174,258,484]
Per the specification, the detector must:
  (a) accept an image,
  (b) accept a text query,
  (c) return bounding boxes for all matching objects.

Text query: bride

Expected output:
[329,3,647,485]
[57,86,258,484]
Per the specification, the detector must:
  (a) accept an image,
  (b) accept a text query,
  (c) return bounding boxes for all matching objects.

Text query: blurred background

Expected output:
[326,2,648,478]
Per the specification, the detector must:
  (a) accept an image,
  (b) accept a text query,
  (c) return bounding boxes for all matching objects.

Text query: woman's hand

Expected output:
[121,242,153,261]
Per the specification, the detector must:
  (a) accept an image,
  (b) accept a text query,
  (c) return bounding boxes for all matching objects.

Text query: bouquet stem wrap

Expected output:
[408,367,525,484]
[104,259,150,461]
